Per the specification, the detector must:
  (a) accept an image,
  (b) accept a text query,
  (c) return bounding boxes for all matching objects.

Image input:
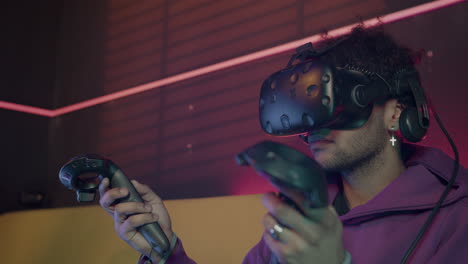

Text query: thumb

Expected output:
[329,205,338,217]
[131,180,163,203]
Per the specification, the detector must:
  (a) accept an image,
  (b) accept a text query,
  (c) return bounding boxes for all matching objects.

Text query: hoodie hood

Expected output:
[327,143,468,224]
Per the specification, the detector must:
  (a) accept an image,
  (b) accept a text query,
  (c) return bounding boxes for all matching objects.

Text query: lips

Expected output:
[307,135,334,144]
[310,139,333,146]
[309,139,334,151]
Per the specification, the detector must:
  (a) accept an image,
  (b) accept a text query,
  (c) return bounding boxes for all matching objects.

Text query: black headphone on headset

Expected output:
[391,68,430,142]
[258,42,430,143]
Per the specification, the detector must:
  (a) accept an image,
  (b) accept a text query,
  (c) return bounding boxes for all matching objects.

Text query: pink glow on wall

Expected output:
[0,0,463,117]
[229,170,278,196]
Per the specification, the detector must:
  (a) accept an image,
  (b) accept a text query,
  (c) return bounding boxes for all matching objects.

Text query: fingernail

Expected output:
[120,188,127,194]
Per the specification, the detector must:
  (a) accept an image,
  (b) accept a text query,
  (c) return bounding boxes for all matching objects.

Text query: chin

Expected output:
[311,148,332,167]
[310,147,344,171]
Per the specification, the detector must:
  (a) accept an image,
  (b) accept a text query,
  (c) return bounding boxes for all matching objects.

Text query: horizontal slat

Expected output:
[162,82,258,123]
[100,87,160,115]
[105,50,163,80]
[168,0,255,31]
[100,112,160,142]
[108,0,164,23]
[107,141,158,168]
[161,98,257,138]
[159,134,267,179]
[303,0,358,16]
[105,37,163,67]
[100,94,161,125]
[304,0,386,34]
[108,0,133,10]
[158,158,249,195]
[107,7,164,37]
[169,0,295,46]
[106,23,164,52]
[119,158,159,181]
[103,64,163,93]
[168,0,213,17]
[167,21,297,75]
[157,131,309,184]
[160,118,261,157]
[99,125,160,154]
[168,6,296,60]
[162,54,287,107]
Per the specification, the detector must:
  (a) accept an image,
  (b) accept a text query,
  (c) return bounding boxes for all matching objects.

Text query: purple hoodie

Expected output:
[140,144,468,264]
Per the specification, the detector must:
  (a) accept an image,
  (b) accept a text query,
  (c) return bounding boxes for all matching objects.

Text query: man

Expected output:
[99,25,468,264]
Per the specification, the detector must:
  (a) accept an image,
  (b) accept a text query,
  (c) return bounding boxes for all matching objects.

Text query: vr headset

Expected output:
[259,42,430,143]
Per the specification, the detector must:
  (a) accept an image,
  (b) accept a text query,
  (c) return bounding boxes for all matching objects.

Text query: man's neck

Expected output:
[341,145,406,209]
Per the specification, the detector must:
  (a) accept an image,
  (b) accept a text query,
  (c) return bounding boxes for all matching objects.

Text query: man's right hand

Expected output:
[99,178,174,262]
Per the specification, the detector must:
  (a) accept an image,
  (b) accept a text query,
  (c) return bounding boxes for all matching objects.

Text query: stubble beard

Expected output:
[315,117,388,174]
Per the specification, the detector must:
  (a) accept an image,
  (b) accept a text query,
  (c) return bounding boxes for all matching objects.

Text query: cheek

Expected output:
[329,132,355,151]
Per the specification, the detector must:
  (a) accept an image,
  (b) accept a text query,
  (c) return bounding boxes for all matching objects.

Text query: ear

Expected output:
[383,99,404,130]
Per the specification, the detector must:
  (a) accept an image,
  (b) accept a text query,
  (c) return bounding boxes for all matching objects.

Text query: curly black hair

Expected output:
[317,24,423,107]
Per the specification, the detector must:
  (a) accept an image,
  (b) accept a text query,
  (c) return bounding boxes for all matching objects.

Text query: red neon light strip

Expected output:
[0,0,464,117]
[0,101,55,117]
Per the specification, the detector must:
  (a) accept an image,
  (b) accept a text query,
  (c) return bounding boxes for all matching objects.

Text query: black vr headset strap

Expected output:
[288,38,349,67]
[407,76,430,129]
[395,70,430,142]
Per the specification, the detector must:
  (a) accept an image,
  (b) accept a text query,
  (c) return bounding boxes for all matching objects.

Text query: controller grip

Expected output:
[278,192,305,215]
[110,169,170,256]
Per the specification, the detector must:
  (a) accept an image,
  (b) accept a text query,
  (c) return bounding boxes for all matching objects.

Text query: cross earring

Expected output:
[389,126,397,147]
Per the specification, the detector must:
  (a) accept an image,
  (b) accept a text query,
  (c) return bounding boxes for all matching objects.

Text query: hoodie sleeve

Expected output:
[426,199,468,264]
[138,238,197,264]
[242,237,273,264]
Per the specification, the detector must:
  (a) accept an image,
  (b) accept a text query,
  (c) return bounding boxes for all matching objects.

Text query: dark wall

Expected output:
[2,0,467,213]
[2,1,61,108]
[1,0,107,212]
[1,1,62,212]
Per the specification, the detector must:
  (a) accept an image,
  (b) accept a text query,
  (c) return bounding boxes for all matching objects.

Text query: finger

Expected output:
[263,193,334,244]
[263,213,298,244]
[266,189,335,228]
[131,180,163,204]
[298,206,341,245]
[98,177,110,197]
[263,230,283,257]
[113,202,152,223]
[262,225,306,262]
[119,212,160,237]
[322,205,342,230]
[277,187,306,208]
[99,186,129,210]
[306,206,334,226]
[262,192,304,229]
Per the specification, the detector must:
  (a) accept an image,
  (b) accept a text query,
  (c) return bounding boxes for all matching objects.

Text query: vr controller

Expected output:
[59,154,170,257]
[236,141,328,211]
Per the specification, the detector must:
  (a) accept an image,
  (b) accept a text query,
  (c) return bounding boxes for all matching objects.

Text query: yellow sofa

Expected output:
[0,194,267,264]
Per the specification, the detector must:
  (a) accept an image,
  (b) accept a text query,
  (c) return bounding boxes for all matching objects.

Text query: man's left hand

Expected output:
[262,191,346,264]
